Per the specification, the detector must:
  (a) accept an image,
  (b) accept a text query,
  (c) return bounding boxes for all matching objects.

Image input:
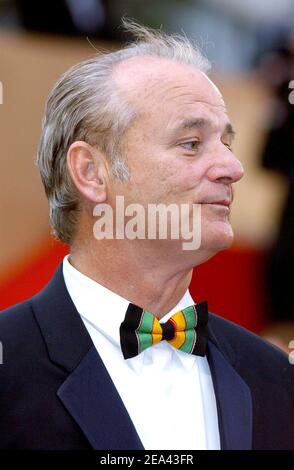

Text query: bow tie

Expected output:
[119,301,209,359]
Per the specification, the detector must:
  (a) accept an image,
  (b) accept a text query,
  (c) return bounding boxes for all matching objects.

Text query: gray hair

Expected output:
[37,18,211,245]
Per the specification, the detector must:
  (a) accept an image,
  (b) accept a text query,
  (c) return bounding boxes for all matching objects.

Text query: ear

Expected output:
[67,141,108,203]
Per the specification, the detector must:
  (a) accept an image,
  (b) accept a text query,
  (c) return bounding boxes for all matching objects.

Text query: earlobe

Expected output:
[67,141,108,204]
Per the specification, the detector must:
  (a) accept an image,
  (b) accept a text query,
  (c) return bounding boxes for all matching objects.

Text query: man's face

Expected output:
[108,57,244,265]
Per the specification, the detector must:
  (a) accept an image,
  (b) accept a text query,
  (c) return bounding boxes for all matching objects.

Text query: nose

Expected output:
[206,146,244,184]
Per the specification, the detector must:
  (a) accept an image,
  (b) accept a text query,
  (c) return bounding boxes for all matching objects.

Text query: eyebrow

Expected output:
[169,117,236,138]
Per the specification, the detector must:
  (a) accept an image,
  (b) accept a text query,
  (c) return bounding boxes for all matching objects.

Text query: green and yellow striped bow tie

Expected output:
[120,301,209,359]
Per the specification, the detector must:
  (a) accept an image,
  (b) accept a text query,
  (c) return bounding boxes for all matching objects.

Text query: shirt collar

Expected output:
[63,255,198,371]
[63,255,130,349]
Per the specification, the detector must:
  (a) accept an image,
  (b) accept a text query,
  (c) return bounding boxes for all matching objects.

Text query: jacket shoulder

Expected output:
[209,312,293,384]
[0,299,35,335]
[0,298,48,373]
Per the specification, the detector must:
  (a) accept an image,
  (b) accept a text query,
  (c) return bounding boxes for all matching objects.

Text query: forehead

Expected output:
[113,56,227,130]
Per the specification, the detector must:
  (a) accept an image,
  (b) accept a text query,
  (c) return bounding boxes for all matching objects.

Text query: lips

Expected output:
[202,200,231,207]
[208,200,231,207]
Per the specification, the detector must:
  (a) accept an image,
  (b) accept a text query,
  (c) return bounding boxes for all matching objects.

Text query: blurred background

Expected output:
[0,0,293,351]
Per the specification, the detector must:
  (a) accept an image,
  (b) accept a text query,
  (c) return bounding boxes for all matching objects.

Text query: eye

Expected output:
[180,140,200,151]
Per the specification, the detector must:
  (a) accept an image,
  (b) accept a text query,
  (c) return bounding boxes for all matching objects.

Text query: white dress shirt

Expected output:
[63,255,220,450]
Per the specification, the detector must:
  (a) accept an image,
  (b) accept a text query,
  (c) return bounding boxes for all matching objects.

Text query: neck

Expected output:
[69,237,193,319]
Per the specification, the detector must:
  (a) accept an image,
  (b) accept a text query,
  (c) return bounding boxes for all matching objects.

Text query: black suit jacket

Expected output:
[0,264,293,449]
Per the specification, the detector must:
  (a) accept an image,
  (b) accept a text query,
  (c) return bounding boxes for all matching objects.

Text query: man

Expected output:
[0,19,293,450]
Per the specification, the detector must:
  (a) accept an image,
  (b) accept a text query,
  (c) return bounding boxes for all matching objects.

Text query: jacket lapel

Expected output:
[32,264,143,450]
[207,319,253,450]
[57,346,144,450]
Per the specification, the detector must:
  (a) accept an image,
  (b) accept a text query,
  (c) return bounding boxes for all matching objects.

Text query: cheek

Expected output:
[153,164,185,200]
[129,152,172,194]
[164,163,204,201]
[128,143,205,201]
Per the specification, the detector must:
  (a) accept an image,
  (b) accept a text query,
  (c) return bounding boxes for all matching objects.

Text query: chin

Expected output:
[176,222,234,269]
[202,221,234,253]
